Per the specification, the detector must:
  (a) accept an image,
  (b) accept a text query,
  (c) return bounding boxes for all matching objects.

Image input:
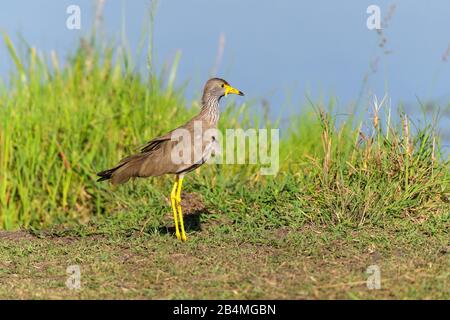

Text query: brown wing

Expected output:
[97,117,217,184]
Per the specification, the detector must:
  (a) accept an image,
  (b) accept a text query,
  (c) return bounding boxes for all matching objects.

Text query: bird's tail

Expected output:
[97,164,125,182]
[97,154,147,184]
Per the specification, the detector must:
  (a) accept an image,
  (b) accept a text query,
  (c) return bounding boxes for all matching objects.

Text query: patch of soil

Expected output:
[180,192,207,215]
[0,230,35,241]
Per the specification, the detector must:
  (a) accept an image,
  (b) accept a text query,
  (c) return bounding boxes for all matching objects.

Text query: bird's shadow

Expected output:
[158,209,207,235]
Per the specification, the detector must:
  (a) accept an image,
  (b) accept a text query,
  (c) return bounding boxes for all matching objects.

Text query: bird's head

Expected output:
[203,78,244,100]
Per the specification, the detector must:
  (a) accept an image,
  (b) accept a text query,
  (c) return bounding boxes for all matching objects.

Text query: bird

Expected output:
[97,78,244,241]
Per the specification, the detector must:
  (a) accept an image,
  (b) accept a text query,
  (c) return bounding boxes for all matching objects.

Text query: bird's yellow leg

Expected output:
[171,178,181,240]
[176,176,187,241]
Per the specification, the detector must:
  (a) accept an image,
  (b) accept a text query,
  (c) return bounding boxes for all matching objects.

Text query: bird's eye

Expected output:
[221,84,225,88]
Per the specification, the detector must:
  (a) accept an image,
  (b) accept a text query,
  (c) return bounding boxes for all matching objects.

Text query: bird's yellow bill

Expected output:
[224,84,244,97]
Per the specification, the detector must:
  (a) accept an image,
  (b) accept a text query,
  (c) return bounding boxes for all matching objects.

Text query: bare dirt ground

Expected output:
[0,218,448,299]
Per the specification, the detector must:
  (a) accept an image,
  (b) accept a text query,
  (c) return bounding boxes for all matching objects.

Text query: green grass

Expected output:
[0,33,448,299]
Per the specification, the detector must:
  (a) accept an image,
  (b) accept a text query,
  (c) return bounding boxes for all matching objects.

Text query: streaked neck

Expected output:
[200,93,220,125]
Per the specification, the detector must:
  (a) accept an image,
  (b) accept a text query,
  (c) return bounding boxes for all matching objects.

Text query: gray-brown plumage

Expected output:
[97,78,244,184]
